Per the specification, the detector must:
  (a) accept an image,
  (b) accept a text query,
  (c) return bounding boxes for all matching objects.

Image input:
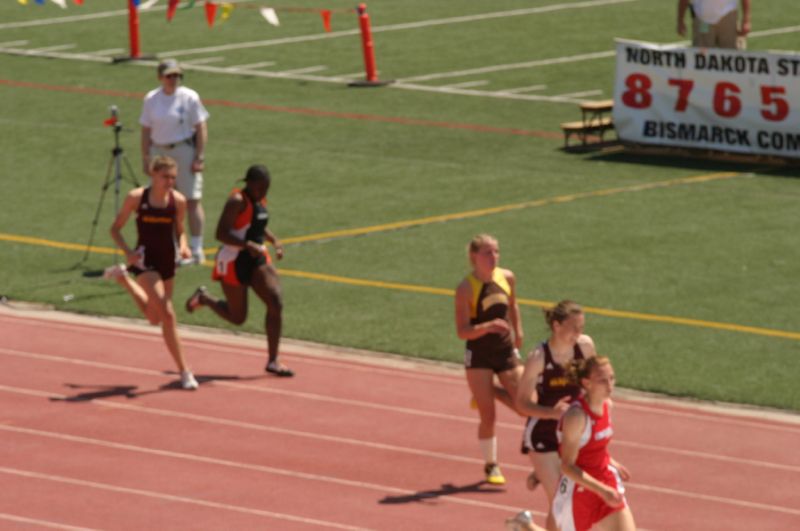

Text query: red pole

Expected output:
[128,0,141,59]
[357,3,378,82]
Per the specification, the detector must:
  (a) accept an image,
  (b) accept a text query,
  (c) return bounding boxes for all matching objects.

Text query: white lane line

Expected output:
[442,80,489,89]
[0,40,29,47]
[500,84,548,94]
[1,383,796,517]
[276,65,328,75]
[183,56,226,65]
[29,44,76,53]
[394,81,585,104]
[89,48,125,56]
[2,347,799,476]
[227,61,276,70]
[0,424,537,516]
[0,466,368,531]
[0,513,97,531]
[0,10,129,30]
[400,49,615,82]
[551,89,603,99]
[160,0,637,57]
[749,24,800,38]
[626,481,800,517]
[0,47,110,64]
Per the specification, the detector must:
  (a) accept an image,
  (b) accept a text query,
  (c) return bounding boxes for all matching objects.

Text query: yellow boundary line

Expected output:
[282,171,743,245]
[1,232,798,341]
[4,169,796,341]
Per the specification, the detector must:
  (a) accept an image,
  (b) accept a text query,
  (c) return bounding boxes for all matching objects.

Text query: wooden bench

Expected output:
[561,99,615,148]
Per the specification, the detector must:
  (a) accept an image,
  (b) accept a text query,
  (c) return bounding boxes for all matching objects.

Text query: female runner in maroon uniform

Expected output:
[106,155,198,390]
[455,234,524,484]
[554,356,635,531]
[513,301,596,530]
[185,164,293,377]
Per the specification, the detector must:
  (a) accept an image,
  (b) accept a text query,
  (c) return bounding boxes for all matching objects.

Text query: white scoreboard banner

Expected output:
[612,39,800,158]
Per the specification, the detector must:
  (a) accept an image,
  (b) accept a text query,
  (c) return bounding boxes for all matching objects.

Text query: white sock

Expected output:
[190,236,203,254]
[479,437,497,464]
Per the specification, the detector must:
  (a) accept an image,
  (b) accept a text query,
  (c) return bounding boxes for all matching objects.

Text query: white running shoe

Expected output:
[103,264,127,280]
[505,510,535,531]
[180,371,199,390]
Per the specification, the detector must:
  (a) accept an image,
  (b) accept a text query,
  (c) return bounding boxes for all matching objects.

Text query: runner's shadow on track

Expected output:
[378,481,504,505]
[49,374,266,402]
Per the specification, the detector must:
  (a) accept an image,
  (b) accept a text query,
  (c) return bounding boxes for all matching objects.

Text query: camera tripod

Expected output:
[81,106,140,266]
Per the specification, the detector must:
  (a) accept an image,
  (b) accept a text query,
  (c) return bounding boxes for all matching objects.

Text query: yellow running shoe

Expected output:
[484,463,506,485]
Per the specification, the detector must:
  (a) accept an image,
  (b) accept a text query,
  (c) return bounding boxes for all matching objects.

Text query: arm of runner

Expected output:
[110,189,143,265]
[454,280,510,341]
[515,348,570,418]
[141,127,152,176]
[264,227,283,260]
[504,268,524,349]
[191,121,207,173]
[173,191,191,260]
[560,407,625,508]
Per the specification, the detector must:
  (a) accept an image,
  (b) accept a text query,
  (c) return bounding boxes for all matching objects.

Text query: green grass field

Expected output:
[1,0,799,410]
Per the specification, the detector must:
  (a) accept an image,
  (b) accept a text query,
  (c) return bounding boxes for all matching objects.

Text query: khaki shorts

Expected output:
[150,142,203,200]
[693,10,742,49]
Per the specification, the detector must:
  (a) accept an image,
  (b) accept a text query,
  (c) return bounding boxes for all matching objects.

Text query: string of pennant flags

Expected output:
[17,0,354,31]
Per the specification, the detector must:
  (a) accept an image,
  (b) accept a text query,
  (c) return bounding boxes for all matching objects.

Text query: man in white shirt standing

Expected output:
[140,59,210,265]
[677,0,751,49]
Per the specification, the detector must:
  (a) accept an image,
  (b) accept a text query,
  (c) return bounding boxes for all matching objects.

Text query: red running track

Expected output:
[0,305,798,530]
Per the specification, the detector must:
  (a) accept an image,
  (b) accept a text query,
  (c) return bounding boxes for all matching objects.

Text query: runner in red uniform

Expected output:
[106,155,198,390]
[185,164,293,377]
[553,357,636,531]
[512,301,596,529]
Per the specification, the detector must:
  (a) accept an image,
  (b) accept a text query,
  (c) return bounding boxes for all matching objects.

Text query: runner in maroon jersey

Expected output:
[553,356,635,531]
[106,155,198,390]
[512,301,596,530]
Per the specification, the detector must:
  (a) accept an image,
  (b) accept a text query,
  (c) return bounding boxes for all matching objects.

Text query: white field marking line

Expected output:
[159,0,638,58]
[182,56,227,65]
[89,48,125,56]
[29,44,76,53]
[0,466,369,531]
[749,24,800,39]
[0,513,97,531]
[0,47,110,64]
[625,481,800,517]
[276,65,329,75]
[395,81,586,104]
[0,9,129,30]
[442,80,490,89]
[226,61,276,70]
[552,89,603,99]
[500,84,548,94]
[2,347,798,478]
[0,40,29,47]
[0,424,539,516]
[0,386,794,518]
[396,28,800,85]
[400,49,616,82]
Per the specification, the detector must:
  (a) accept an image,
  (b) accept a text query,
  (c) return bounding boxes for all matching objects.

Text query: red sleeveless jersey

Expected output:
[559,396,613,478]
